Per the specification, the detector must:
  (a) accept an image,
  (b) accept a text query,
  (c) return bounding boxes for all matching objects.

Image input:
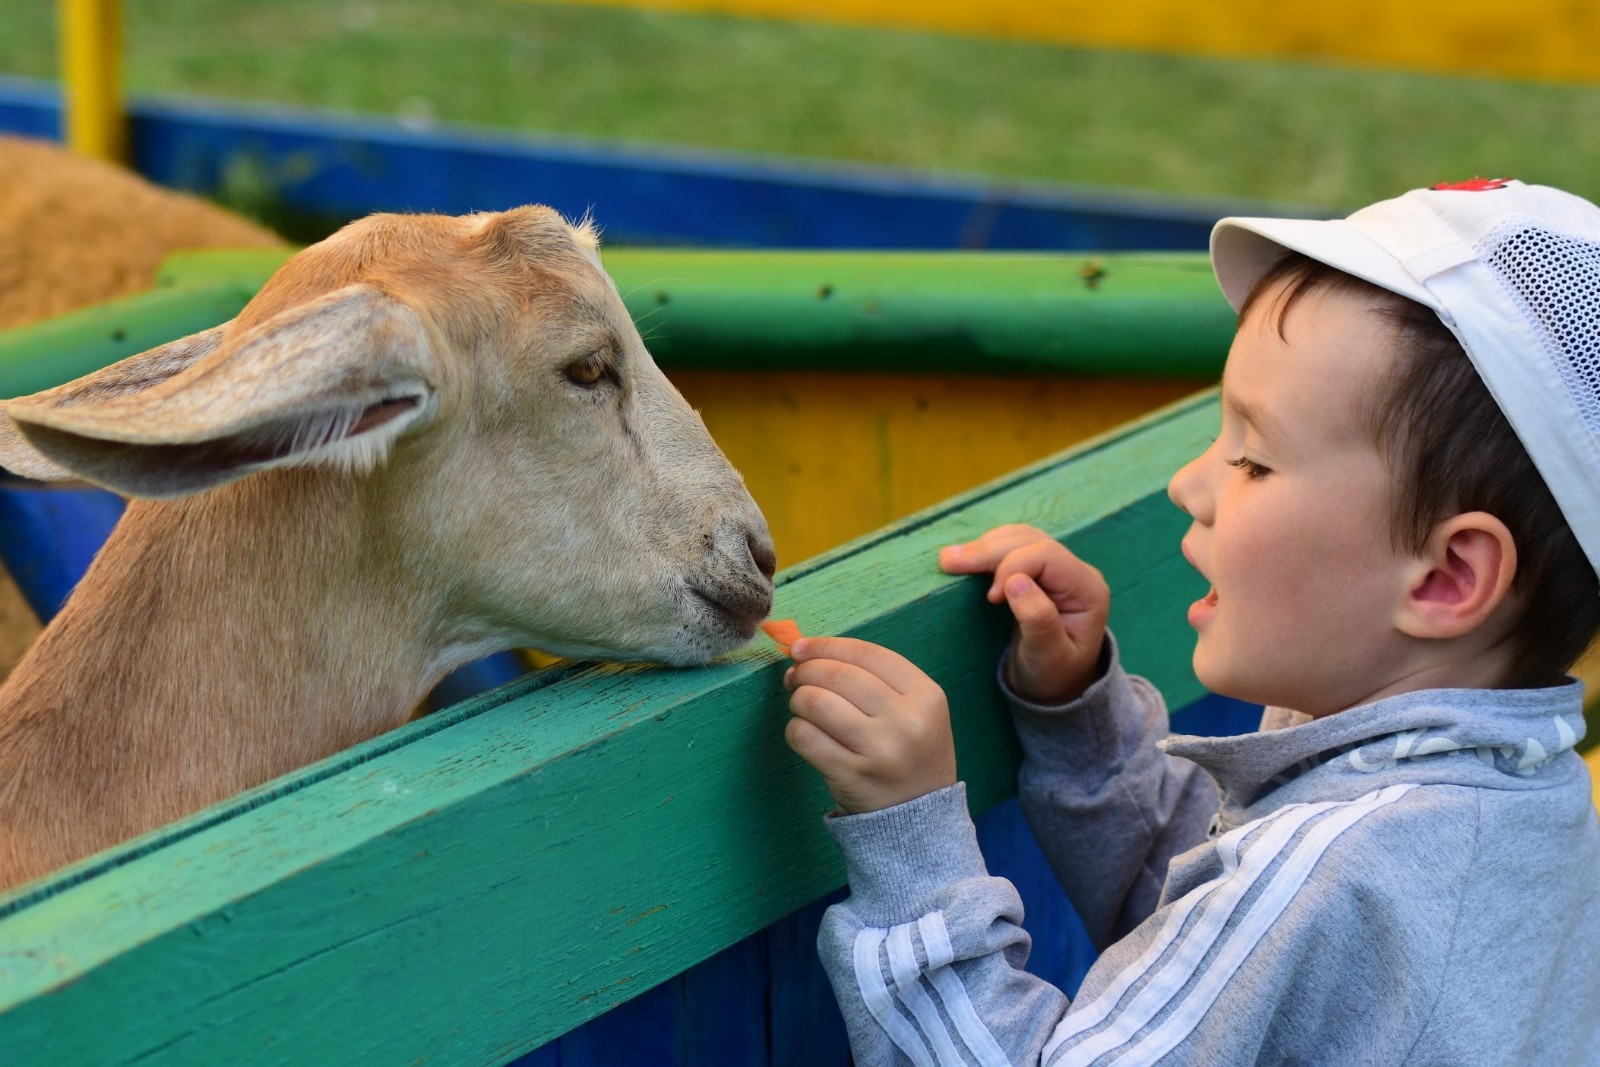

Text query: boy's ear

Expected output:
[1395,512,1519,640]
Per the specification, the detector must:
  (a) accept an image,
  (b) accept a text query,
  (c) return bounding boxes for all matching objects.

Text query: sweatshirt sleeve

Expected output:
[817,783,1069,1066]
[1003,634,1220,950]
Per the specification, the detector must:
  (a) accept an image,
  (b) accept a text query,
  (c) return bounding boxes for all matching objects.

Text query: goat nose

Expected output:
[747,529,777,580]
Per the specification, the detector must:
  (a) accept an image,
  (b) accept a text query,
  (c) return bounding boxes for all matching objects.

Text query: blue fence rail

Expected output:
[0,75,1319,251]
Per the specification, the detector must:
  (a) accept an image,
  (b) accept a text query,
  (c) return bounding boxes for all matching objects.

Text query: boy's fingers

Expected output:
[788,684,873,752]
[990,541,1106,614]
[788,658,902,717]
[938,525,1050,574]
[785,713,859,768]
[789,636,929,696]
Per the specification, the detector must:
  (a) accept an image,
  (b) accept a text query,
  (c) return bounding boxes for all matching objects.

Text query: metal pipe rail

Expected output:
[0,247,1235,395]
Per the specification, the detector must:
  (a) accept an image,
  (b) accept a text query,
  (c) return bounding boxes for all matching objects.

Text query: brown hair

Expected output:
[1239,252,1600,688]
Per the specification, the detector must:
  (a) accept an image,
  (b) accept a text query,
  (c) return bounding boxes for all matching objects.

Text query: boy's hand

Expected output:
[939,524,1109,704]
[782,637,956,815]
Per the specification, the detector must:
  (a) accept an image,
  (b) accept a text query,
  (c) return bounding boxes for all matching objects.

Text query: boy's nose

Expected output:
[1168,452,1209,522]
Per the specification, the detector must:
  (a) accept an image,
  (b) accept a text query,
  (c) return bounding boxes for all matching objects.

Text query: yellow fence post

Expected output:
[59,0,125,162]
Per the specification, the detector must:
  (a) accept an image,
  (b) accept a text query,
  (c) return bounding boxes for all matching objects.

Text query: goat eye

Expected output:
[563,354,611,387]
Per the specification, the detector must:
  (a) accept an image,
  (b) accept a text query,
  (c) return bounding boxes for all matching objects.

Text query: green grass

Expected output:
[8,0,1600,211]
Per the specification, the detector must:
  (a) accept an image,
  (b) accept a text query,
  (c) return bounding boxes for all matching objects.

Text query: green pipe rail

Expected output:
[0,390,1216,1062]
[0,248,1235,397]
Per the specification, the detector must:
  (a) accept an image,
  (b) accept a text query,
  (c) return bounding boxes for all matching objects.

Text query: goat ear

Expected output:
[0,411,75,482]
[3,286,435,498]
[0,322,230,483]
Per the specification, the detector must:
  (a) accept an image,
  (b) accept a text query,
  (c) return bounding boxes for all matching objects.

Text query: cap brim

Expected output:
[1210,216,1439,313]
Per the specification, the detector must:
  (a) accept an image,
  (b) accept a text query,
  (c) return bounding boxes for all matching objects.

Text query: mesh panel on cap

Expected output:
[1477,218,1600,435]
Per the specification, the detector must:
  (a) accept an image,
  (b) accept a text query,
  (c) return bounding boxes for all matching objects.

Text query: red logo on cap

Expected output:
[1431,177,1512,192]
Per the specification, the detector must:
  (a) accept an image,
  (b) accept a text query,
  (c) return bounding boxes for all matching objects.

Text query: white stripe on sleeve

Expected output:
[1124,784,1415,1061]
[1044,798,1328,1060]
[1041,833,1237,1062]
[854,928,938,1067]
[917,912,1011,1067]
[1047,784,1416,1065]
[886,921,969,1067]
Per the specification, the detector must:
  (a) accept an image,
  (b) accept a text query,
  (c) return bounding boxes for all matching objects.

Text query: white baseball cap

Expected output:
[1210,178,1600,581]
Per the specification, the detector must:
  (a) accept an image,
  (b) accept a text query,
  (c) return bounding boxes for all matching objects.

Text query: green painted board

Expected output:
[0,390,1217,1063]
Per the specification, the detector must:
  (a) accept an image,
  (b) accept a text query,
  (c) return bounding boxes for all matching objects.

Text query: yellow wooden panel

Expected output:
[540,0,1600,83]
[671,370,1204,568]
[1587,747,1600,815]
[1574,650,1600,700]
[1560,647,1599,818]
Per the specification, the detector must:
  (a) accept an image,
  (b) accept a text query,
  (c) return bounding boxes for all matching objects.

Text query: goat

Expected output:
[0,205,776,891]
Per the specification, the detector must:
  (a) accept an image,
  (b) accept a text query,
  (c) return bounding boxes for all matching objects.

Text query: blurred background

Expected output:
[8,0,1600,235]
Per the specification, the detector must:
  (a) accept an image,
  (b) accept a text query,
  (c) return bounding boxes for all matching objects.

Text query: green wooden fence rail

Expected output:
[0,247,1234,397]
[0,389,1217,1063]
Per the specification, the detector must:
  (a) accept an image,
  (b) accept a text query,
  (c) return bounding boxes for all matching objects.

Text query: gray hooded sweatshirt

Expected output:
[819,639,1600,1065]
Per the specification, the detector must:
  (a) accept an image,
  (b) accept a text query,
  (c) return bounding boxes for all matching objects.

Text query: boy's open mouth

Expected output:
[1187,586,1218,629]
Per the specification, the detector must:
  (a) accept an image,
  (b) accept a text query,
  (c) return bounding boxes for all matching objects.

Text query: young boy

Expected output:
[780,180,1600,1064]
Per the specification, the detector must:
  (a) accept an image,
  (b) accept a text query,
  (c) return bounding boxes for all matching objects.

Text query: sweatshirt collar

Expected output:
[1159,681,1587,811]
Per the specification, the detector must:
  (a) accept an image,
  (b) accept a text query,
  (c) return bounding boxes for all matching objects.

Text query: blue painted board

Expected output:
[766,890,854,1067]
[0,480,125,620]
[0,75,1315,252]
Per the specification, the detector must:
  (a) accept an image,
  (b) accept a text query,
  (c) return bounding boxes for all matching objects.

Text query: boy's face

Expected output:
[1168,280,1422,717]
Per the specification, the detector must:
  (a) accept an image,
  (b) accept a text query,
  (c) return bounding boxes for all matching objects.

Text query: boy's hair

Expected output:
[1241,251,1600,688]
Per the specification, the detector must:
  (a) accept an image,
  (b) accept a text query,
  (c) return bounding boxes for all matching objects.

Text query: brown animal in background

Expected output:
[0,205,776,891]
[0,573,33,684]
[0,134,286,330]
[0,135,289,681]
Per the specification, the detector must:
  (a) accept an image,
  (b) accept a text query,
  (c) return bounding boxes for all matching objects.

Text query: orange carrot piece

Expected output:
[760,618,804,655]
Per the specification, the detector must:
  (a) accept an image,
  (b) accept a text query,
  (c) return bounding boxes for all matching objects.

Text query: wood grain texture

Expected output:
[0,392,1218,1063]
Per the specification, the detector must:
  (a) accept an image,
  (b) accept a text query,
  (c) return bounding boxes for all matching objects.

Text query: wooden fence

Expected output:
[0,384,1222,1062]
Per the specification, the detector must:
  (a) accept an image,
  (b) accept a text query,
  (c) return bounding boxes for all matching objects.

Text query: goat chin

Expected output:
[0,203,774,892]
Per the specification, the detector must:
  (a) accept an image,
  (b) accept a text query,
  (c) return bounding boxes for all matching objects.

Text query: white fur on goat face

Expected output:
[0,205,775,667]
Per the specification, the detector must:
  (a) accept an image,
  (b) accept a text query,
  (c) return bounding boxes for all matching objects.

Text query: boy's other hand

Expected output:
[782,636,956,815]
[940,524,1108,704]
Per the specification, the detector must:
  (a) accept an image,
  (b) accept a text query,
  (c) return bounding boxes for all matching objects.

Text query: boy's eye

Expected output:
[1227,455,1272,480]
